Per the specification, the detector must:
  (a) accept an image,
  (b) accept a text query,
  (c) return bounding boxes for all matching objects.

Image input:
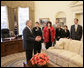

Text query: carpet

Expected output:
[1,50,59,67]
[1,44,46,67]
[1,52,26,67]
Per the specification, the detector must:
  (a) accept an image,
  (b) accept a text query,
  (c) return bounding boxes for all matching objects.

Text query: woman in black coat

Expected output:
[32,22,43,55]
[56,25,64,41]
[63,25,70,39]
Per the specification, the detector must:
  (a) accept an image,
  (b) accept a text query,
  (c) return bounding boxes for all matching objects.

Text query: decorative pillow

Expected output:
[48,46,55,50]
[54,41,64,49]
[60,38,71,50]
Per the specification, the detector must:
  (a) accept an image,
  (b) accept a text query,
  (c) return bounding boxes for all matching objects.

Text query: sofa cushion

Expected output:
[46,49,65,64]
[56,56,69,67]
[47,48,77,61]
[58,50,77,61]
[47,49,65,56]
[59,38,71,50]
[68,40,82,54]
[69,55,83,67]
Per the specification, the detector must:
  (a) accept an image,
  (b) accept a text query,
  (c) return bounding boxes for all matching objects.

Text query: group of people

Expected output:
[23,18,82,64]
[54,21,70,41]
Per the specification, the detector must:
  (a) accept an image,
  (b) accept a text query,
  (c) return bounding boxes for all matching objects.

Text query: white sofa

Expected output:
[44,38,83,67]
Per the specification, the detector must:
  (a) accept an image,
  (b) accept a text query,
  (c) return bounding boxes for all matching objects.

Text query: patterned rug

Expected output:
[1,52,26,67]
[1,49,59,67]
[1,44,46,67]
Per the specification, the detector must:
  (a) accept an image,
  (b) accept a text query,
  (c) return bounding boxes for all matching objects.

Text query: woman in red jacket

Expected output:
[43,21,55,49]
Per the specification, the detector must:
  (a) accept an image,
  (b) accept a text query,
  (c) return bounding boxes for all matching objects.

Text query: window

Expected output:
[18,7,29,35]
[1,6,9,29]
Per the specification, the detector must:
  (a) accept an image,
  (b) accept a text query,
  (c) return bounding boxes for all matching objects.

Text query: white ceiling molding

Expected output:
[69,1,83,7]
[69,1,83,13]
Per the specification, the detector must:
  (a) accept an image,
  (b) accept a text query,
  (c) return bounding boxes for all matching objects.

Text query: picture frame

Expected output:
[39,18,50,27]
[56,17,66,28]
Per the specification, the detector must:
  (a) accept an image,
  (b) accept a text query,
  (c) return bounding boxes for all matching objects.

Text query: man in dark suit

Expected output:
[70,18,82,40]
[23,20,41,64]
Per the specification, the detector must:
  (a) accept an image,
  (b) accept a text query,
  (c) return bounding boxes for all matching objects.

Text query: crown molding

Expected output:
[69,1,83,7]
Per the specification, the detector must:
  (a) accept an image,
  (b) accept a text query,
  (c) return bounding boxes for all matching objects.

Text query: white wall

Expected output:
[34,1,75,30]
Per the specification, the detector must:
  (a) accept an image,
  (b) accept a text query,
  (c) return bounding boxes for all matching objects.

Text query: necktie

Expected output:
[75,25,77,32]
[30,29,32,33]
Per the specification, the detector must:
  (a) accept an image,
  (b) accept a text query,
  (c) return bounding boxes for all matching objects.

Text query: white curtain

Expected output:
[18,7,29,35]
[1,6,9,29]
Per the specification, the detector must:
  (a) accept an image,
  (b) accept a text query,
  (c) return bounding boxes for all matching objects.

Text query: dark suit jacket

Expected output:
[32,27,43,43]
[70,25,82,40]
[56,28,64,40]
[23,26,35,50]
[32,27,43,49]
[62,29,70,38]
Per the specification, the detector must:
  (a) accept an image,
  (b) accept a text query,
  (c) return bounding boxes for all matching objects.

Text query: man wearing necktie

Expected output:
[23,20,41,64]
[75,24,78,32]
[70,18,82,40]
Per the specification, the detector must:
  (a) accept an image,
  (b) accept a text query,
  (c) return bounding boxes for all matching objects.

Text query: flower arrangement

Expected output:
[30,53,49,66]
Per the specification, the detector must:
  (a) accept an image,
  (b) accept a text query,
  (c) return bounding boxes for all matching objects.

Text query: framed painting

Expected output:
[56,17,66,28]
[39,18,50,27]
